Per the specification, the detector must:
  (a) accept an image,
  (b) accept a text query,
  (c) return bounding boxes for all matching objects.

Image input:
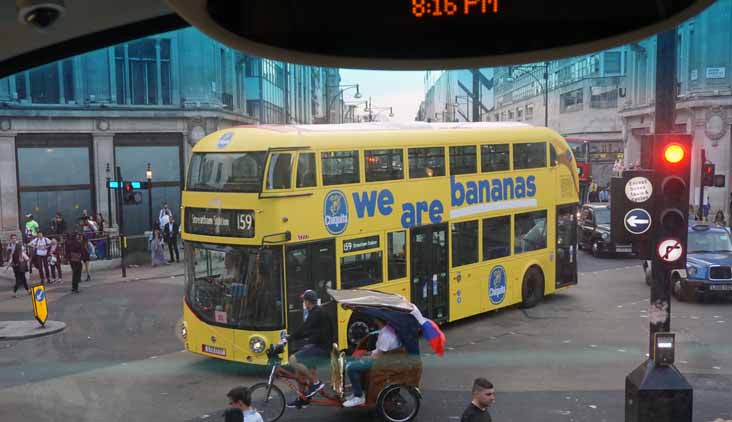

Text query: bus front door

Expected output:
[285,240,336,349]
[556,204,578,288]
[410,224,449,323]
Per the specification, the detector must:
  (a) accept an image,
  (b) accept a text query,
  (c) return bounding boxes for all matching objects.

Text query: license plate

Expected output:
[202,344,226,357]
[709,284,732,291]
[616,246,632,253]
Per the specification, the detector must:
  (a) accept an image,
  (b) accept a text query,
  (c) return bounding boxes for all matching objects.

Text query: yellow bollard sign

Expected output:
[31,285,48,327]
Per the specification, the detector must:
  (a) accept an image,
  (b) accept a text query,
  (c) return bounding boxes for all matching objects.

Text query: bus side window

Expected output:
[514,142,547,170]
[550,144,558,167]
[387,231,407,280]
[296,152,316,188]
[515,210,547,254]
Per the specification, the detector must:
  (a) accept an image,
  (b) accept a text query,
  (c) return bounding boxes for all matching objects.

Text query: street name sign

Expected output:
[624,208,652,235]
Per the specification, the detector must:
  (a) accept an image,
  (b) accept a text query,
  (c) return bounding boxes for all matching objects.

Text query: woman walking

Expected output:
[80,235,94,281]
[5,234,30,298]
[151,228,167,267]
[49,238,63,284]
[65,233,89,293]
[29,231,52,285]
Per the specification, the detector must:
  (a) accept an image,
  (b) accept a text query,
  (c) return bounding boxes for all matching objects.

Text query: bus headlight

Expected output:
[181,322,188,340]
[249,336,266,354]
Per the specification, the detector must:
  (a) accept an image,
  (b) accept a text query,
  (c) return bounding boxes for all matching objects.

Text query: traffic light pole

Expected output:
[115,166,127,278]
[699,148,705,217]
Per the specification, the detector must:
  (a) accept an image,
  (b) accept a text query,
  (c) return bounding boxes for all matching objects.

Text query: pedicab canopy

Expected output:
[327,288,446,357]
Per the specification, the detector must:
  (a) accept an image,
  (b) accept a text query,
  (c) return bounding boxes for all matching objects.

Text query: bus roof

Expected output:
[193,121,564,152]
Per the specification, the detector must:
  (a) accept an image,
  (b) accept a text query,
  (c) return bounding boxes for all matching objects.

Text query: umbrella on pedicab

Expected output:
[327,289,446,357]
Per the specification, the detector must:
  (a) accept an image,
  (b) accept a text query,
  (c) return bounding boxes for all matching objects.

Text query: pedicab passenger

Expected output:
[342,315,405,407]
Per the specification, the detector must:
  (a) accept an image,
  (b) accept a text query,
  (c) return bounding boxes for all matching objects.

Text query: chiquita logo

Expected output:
[323,190,349,235]
[489,265,507,305]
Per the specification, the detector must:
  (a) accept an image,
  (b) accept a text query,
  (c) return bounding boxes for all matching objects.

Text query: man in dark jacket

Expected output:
[163,216,180,263]
[50,212,66,236]
[282,289,333,408]
[65,233,89,293]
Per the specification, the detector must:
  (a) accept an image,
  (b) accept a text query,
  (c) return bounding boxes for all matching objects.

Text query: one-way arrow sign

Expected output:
[624,208,652,235]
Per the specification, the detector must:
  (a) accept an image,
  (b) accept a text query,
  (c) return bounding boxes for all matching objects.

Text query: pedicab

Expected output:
[249,288,445,422]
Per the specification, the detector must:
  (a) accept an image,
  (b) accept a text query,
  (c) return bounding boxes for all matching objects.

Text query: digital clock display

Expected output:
[198,0,714,69]
[411,0,498,18]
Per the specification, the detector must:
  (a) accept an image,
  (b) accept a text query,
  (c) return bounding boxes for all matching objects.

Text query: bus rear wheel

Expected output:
[520,267,544,308]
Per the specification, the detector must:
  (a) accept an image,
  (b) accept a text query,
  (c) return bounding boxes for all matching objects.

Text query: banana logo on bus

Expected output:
[324,190,349,235]
[489,266,507,305]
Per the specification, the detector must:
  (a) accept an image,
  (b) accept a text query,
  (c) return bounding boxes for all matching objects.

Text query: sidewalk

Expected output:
[0,259,185,308]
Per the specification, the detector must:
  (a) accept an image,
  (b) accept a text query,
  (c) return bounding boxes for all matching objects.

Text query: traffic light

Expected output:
[702,162,715,187]
[652,134,691,269]
[122,181,143,205]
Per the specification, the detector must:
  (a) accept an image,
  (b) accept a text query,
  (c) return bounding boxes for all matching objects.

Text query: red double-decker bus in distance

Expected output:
[566,138,591,203]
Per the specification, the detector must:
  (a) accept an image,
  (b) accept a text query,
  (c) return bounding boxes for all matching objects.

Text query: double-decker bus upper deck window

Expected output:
[481,144,510,172]
[365,149,404,182]
[449,146,477,175]
[322,151,360,185]
[296,152,316,188]
[187,152,266,192]
[408,147,445,178]
[513,142,547,170]
[483,215,511,260]
[266,153,293,190]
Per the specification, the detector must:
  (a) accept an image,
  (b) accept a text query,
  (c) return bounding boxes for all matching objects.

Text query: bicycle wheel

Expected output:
[376,384,421,422]
[249,382,286,422]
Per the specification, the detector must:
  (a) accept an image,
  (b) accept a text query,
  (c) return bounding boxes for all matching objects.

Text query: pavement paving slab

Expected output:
[0,320,66,340]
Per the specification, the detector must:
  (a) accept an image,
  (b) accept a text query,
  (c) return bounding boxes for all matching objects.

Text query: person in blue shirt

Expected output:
[225,386,263,422]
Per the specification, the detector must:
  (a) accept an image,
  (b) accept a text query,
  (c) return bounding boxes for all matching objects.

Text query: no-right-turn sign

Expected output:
[657,238,683,262]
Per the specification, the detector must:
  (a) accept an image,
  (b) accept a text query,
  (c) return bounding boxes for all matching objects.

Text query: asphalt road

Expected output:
[1,253,730,422]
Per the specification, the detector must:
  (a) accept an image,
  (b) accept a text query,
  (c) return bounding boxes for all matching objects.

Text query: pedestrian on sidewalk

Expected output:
[225,386,264,422]
[5,234,30,297]
[151,228,167,267]
[460,378,496,422]
[96,213,105,234]
[66,232,88,293]
[29,231,52,285]
[49,211,66,237]
[164,216,180,263]
[48,238,63,284]
[81,235,93,282]
[158,203,172,230]
[24,213,39,243]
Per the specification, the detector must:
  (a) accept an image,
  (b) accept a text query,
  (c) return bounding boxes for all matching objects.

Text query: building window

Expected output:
[508,110,514,120]
[296,153,316,188]
[515,210,547,254]
[13,59,75,104]
[483,216,511,260]
[452,220,478,267]
[449,146,477,175]
[114,38,172,105]
[481,144,510,172]
[513,142,546,170]
[516,108,523,121]
[365,149,404,182]
[590,87,618,109]
[341,251,383,289]
[387,231,407,280]
[17,136,93,235]
[603,51,622,75]
[525,104,534,120]
[560,88,583,113]
[322,151,360,185]
[408,147,445,178]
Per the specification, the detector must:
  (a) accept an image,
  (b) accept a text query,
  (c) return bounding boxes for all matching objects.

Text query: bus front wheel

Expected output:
[520,267,544,309]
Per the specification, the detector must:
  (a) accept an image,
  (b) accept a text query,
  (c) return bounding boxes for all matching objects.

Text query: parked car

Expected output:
[642,223,732,302]
[578,203,633,257]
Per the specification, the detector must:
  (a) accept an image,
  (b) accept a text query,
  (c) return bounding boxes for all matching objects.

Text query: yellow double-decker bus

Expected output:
[180,122,580,365]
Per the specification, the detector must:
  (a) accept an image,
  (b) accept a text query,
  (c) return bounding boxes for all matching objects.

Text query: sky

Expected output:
[338,69,427,123]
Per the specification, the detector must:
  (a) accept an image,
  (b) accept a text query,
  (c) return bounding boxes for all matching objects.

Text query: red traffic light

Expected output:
[123,182,132,192]
[663,144,685,164]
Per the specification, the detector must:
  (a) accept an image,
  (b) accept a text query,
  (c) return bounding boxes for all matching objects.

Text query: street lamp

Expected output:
[146,163,153,230]
[326,84,361,124]
[507,62,550,127]
[364,96,394,121]
[105,162,112,227]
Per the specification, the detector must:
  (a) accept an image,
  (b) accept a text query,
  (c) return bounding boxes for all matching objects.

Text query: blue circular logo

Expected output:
[34,289,45,302]
[323,190,349,235]
[488,266,507,305]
